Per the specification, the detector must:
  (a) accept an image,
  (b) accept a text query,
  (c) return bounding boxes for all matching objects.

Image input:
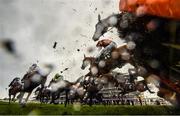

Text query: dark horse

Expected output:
[8,77,22,104]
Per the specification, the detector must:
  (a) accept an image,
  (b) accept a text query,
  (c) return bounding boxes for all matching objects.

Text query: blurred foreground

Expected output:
[0,101,179,115]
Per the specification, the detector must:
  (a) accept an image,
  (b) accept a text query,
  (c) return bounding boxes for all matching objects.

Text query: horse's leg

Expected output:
[50,92,55,104]
[9,94,11,104]
[137,95,142,106]
[65,91,69,107]
[121,94,124,105]
[12,94,16,102]
[88,93,93,106]
[83,91,88,102]
[25,91,32,103]
[40,95,43,104]
[19,92,25,104]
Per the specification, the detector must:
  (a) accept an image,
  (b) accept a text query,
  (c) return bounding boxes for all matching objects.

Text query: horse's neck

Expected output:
[89,58,95,64]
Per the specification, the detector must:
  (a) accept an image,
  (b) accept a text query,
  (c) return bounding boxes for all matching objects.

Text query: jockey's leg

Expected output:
[104,41,117,52]
[96,41,117,61]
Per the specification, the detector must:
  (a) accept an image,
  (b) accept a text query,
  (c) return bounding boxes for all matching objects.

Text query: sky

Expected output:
[0,0,158,99]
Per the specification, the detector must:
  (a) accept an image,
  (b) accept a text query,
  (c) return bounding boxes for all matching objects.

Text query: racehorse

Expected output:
[81,44,134,77]
[48,75,114,106]
[48,76,87,106]
[8,77,22,104]
[18,65,53,106]
[48,78,72,106]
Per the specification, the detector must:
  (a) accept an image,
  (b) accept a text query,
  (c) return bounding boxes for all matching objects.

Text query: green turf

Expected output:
[0,101,179,115]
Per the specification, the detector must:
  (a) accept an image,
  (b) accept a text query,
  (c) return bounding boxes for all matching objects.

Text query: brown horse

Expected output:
[81,44,134,77]
[8,77,22,104]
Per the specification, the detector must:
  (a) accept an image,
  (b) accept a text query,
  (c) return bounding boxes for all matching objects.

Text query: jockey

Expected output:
[96,38,117,62]
[27,63,40,74]
[53,73,64,82]
[22,63,40,81]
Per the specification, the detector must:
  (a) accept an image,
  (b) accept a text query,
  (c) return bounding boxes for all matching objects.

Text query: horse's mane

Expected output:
[9,77,20,87]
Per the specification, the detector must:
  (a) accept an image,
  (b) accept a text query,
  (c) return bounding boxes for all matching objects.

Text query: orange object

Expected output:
[119,0,180,20]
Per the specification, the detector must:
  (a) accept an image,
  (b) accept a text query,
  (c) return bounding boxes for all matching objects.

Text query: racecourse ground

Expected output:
[0,101,179,115]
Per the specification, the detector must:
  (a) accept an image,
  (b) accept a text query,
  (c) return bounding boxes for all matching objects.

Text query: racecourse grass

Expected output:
[0,101,179,115]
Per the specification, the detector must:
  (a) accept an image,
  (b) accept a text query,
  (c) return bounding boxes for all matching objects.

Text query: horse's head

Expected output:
[81,54,95,70]
[9,77,20,87]
[92,14,119,41]
[92,14,109,41]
